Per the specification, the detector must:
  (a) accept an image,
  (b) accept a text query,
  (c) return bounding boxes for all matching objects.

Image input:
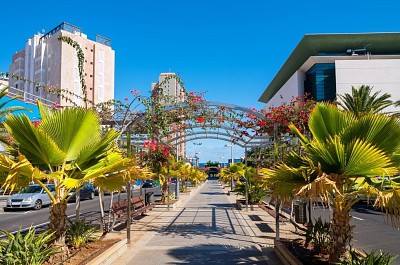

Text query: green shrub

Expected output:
[340,248,397,265]
[235,173,267,204]
[66,219,98,249]
[0,227,59,265]
[295,217,331,254]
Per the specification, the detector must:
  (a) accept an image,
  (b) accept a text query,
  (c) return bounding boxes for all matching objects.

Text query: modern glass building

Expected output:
[259,33,400,110]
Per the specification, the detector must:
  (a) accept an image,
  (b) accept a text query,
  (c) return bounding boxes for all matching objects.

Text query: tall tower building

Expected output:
[151,73,186,160]
[9,22,114,107]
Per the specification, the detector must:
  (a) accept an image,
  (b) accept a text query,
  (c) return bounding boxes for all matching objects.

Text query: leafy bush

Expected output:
[340,248,397,265]
[295,217,331,254]
[66,219,98,249]
[234,168,267,204]
[0,227,59,265]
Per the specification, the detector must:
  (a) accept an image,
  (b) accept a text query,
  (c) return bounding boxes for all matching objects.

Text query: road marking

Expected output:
[1,210,33,215]
[352,216,364,221]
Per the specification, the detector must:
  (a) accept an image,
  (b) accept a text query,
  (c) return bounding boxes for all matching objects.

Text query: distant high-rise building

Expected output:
[9,22,114,107]
[151,73,186,159]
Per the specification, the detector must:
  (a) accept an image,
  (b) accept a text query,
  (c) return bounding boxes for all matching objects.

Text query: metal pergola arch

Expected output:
[127,100,271,153]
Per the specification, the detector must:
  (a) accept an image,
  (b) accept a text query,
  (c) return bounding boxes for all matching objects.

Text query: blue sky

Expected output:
[1,0,399,163]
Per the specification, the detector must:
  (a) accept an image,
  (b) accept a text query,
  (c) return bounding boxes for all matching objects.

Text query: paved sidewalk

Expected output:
[112,179,296,264]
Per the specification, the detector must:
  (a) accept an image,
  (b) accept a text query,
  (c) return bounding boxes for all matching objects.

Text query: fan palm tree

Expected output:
[188,167,207,186]
[260,102,400,262]
[218,162,245,191]
[337,85,393,117]
[0,101,132,249]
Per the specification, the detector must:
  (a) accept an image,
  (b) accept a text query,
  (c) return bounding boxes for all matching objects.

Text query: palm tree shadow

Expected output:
[166,244,266,264]
[160,223,232,239]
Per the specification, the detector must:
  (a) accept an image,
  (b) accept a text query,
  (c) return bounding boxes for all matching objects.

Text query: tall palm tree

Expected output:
[337,85,393,117]
[260,102,400,262]
[0,101,131,250]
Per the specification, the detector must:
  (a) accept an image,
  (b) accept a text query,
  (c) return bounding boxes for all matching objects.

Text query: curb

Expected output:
[274,239,302,265]
[88,238,127,265]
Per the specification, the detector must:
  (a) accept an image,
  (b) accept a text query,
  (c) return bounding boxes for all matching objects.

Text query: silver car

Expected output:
[5,184,55,210]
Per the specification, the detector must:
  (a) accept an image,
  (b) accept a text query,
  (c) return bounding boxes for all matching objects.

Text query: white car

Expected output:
[5,184,55,210]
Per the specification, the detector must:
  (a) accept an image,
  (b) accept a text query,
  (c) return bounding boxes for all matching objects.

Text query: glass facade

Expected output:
[304,63,336,101]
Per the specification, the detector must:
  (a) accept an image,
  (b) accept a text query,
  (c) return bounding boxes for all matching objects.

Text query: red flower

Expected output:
[124,97,128,101]
[143,141,150,148]
[197,117,205,123]
[257,121,267,127]
[32,120,41,127]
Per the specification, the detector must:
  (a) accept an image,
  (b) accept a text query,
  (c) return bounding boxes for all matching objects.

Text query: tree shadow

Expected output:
[352,203,383,215]
[166,244,266,264]
[200,192,227,195]
[160,222,232,239]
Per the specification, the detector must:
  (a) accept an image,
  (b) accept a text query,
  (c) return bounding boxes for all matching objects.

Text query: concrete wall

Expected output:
[264,71,304,110]
[336,59,400,111]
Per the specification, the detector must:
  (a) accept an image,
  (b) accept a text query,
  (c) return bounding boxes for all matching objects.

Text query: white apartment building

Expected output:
[152,73,186,159]
[9,22,114,107]
[259,33,400,112]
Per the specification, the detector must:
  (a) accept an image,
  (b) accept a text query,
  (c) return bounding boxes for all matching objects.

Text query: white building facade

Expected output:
[259,33,400,112]
[152,73,186,159]
[9,22,114,107]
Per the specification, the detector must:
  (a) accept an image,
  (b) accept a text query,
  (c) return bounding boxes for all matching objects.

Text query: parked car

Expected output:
[5,184,55,210]
[68,184,95,201]
[94,187,126,196]
[142,180,156,188]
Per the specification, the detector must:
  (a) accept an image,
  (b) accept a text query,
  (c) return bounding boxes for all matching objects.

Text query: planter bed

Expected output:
[258,203,289,222]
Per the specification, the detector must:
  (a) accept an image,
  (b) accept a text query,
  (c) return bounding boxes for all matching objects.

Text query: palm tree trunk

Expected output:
[329,197,353,263]
[162,181,168,203]
[49,202,68,248]
[98,189,106,234]
[75,193,81,221]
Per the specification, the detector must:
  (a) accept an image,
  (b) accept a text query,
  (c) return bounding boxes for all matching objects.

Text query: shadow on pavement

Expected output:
[166,244,265,264]
[208,203,234,208]
[199,192,226,195]
[352,203,384,215]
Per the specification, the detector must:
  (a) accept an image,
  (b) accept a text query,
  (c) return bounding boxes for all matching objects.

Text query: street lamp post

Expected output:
[193,142,202,168]
[194,152,199,168]
[224,144,234,191]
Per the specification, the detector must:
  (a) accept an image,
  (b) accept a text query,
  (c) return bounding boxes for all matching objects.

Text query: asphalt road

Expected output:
[311,202,400,261]
[0,185,177,235]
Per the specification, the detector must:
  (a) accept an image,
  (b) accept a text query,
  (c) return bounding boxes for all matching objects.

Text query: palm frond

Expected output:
[39,106,101,162]
[4,114,65,166]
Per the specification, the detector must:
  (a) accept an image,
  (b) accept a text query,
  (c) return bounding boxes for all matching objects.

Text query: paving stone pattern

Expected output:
[114,179,292,265]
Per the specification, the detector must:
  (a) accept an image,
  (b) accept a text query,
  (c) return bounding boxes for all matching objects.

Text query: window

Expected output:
[304,63,336,101]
